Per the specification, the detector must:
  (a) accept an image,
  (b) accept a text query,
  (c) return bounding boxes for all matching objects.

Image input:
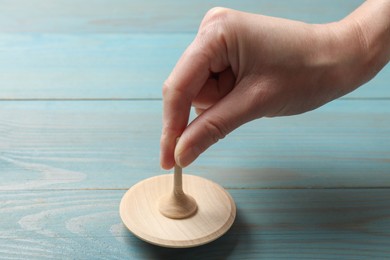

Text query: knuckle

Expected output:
[162,79,172,98]
[194,107,205,116]
[162,120,184,141]
[199,7,231,35]
[203,116,229,144]
[163,78,190,103]
[196,7,232,69]
[203,7,231,24]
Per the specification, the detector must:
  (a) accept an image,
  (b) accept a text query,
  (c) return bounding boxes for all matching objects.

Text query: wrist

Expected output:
[312,10,389,98]
[324,0,390,95]
[340,4,390,80]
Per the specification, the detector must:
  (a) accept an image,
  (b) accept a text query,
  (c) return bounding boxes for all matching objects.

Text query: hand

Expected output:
[160,2,390,169]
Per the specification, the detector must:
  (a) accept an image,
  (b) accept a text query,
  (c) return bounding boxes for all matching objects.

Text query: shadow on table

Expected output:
[120,180,390,258]
[126,208,253,259]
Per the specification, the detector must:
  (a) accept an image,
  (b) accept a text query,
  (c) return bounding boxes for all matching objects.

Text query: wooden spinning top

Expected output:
[120,163,236,248]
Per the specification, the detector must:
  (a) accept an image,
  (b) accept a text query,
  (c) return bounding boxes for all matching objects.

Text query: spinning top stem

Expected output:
[158,164,198,219]
[173,163,184,194]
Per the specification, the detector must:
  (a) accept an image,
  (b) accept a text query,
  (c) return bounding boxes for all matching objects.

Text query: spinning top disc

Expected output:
[120,174,236,248]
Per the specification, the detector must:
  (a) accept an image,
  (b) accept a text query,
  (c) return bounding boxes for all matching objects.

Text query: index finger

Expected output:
[160,41,211,169]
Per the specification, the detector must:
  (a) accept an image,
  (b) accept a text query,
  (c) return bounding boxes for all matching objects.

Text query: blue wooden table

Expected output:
[1,1,390,259]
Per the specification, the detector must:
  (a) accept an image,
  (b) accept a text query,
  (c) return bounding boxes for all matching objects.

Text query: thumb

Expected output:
[175,87,257,167]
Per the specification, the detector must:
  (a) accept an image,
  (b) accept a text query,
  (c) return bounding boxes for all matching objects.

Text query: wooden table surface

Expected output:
[1,0,390,259]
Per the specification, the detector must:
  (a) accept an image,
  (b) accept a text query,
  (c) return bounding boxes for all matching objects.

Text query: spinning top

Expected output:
[120,162,236,248]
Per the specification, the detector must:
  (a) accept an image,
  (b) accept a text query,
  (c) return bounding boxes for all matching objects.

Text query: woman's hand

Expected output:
[161,1,390,169]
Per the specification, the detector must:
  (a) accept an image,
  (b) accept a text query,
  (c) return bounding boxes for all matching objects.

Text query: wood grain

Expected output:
[0,0,362,33]
[0,34,190,99]
[1,188,390,259]
[0,33,389,99]
[0,100,389,190]
[0,0,389,257]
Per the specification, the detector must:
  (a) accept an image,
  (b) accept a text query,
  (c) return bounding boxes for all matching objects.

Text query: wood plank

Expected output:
[0,0,363,33]
[0,33,190,99]
[0,188,389,259]
[0,33,389,99]
[0,99,389,190]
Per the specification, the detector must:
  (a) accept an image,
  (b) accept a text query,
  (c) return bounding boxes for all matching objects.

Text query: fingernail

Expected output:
[176,145,201,168]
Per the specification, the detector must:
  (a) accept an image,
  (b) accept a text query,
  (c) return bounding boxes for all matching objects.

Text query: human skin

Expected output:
[161,0,390,169]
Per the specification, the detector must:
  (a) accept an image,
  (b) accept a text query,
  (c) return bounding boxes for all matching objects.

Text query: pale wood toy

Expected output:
[120,163,236,248]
